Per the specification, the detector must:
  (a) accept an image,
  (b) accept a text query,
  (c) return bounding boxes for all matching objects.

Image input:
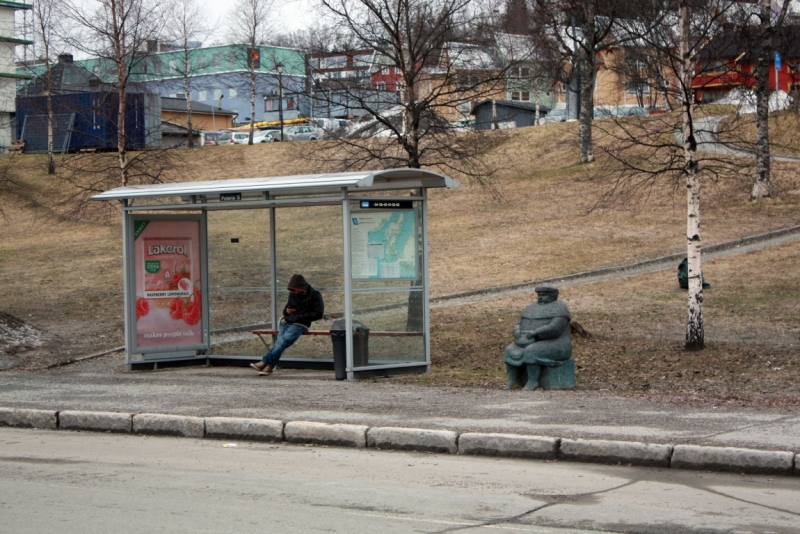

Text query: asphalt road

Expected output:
[1,428,799,533]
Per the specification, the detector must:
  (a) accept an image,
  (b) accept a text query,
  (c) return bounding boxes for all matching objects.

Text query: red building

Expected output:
[692,26,800,102]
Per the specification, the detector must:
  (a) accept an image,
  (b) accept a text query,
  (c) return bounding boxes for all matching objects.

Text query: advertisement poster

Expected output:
[133,219,203,348]
[350,210,417,279]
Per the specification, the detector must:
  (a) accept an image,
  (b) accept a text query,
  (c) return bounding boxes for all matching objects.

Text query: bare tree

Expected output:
[532,0,627,164]
[312,0,509,179]
[592,0,746,351]
[226,0,275,144]
[63,0,165,187]
[31,0,64,174]
[165,0,215,148]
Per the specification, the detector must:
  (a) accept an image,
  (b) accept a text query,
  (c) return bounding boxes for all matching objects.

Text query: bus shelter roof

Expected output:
[93,168,459,203]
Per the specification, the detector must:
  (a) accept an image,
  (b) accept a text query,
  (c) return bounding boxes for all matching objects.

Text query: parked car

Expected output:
[231,132,251,144]
[216,132,235,145]
[202,131,222,146]
[615,106,648,116]
[541,108,568,124]
[593,106,615,119]
[254,129,282,142]
[451,118,475,132]
[284,125,321,141]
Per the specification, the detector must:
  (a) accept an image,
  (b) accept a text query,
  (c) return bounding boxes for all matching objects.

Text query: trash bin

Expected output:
[330,319,369,380]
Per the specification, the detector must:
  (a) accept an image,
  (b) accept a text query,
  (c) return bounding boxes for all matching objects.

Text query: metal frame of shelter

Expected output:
[93,169,460,379]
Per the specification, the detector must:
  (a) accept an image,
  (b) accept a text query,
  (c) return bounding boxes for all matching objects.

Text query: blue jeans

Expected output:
[262,323,306,368]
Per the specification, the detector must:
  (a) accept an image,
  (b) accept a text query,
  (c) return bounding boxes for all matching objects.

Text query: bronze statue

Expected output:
[504,285,575,390]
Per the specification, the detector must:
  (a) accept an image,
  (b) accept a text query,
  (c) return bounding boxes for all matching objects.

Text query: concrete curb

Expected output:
[132,413,205,438]
[459,432,559,459]
[367,426,458,454]
[560,438,673,468]
[284,421,368,448]
[0,407,58,430]
[2,407,798,476]
[205,417,284,442]
[59,410,133,433]
[671,445,795,475]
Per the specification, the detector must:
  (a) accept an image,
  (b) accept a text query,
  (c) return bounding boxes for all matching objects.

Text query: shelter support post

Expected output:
[342,188,354,380]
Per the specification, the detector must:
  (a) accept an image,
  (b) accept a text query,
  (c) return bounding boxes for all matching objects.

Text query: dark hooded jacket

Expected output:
[283,274,324,328]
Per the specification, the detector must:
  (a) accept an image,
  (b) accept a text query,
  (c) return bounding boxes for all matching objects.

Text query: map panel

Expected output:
[351,210,417,279]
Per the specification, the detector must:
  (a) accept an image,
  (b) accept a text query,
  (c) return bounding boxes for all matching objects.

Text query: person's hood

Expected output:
[287,274,310,293]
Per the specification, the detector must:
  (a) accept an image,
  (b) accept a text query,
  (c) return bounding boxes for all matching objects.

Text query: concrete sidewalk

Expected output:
[1,359,798,454]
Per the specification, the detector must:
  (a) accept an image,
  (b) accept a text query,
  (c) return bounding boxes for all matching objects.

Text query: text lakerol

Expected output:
[147,244,188,256]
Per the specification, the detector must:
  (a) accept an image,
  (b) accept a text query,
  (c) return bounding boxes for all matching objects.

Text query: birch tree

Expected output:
[226,0,275,144]
[31,0,64,174]
[64,0,165,187]
[592,0,745,350]
[165,0,214,148]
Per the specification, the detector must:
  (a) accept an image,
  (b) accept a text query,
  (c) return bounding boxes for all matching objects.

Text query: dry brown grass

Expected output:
[719,109,800,157]
[1,125,800,405]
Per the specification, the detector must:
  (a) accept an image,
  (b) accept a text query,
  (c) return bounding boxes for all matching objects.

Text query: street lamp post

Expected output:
[276,62,284,141]
[212,95,223,130]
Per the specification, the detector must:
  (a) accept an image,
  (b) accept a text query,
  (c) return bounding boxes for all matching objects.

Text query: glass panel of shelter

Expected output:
[348,199,426,367]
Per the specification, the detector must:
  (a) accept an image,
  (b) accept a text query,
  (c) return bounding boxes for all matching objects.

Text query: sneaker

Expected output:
[250,362,265,372]
[258,365,273,376]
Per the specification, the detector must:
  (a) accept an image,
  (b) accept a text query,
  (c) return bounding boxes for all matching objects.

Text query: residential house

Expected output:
[160,96,237,131]
[692,25,800,102]
[496,33,557,112]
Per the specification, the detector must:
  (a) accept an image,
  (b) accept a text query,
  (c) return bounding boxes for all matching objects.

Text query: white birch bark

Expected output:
[752,0,772,199]
[680,1,703,350]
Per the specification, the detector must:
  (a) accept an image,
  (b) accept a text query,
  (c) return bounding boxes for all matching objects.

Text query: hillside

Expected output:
[1,123,799,404]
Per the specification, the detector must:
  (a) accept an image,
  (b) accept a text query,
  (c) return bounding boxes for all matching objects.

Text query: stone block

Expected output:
[560,438,672,467]
[0,407,57,430]
[672,445,794,475]
[367,427,458,454]
[205,417,284,442]
[284,421,367,448]
[132,413,205,438]
[59,411,132,433]
[540,359,576,390]
[458,433,558,459]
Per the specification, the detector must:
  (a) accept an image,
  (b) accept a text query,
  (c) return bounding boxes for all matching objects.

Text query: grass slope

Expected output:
[1,123,799,405]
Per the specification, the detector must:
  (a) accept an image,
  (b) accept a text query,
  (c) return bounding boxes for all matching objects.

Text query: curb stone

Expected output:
[132,413,205,438]
[0,407,58,430]
[59,410,132,433]
[671,445,795,475]
[367,427,458,454]
[458,433,559,459]
[284,421,367,448]
[205,417,284,442]
[2,407,799,477]
[559,438,673,467]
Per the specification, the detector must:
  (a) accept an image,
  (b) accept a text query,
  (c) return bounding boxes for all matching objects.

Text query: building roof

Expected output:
[161,97,237,116]
[92,169,460,206]
[17,55,110,95]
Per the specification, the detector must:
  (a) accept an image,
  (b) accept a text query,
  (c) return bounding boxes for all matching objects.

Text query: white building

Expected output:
[0,1,32,152]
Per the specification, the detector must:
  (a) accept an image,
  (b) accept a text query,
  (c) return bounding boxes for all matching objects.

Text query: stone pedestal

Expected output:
[540,359,576,390]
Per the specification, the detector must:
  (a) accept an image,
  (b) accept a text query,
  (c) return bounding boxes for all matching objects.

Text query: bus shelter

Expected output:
[93,169,460,379]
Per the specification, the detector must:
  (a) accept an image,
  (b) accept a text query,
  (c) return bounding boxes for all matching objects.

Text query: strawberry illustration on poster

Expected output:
[133,219,203,348]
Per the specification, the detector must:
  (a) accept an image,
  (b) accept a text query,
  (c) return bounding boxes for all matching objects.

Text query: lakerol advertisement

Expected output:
[133,219,203,349]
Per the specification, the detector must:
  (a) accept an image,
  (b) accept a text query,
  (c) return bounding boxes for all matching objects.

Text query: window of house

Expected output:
[93,65,100,75]
[287,97,295,110]
[198,90,207,100]
[229,88,237,98]
[213,54,221,68]
[521,91,530,101]
[169,59,177,74]
[213,89,223,100]
[154,59,162,75]
[264,98,274,111]
[198,55,207,69]
[521,67,530,77]
[376,81,386,91]
[227,51,237,66]
[458,75,479,89]
[627,81,650,95]
[510,91,520,101]
[460,101,471,113]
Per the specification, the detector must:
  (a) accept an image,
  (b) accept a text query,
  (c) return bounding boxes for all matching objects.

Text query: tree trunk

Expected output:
[184,55,194,148]
[680,1,703,350]
[45,65,55,175]
[752,0,772,199]
[578,3,595,164]
[118,84,129,187]
[249,67,256,145]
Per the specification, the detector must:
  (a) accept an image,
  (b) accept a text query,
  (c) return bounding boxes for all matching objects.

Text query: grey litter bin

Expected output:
[330,319,369,380]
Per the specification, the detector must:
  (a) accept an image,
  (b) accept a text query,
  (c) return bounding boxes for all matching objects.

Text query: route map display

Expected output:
[350,210,418,279]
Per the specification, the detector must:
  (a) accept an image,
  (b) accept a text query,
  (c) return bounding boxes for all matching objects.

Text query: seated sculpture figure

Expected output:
[503,285,574,390]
